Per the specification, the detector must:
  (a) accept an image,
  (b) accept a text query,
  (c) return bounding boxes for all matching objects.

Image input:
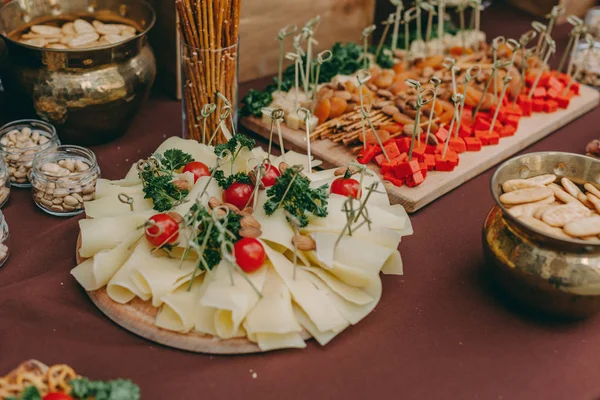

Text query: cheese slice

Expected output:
[301,265,374,305]
[153,136,217,167]
[106,240,154,303]
[256,332,306,351]
[381,250,404,275]
[129,249,197,307]
[79,213,149,258]
[200,260,267,339]
[94,179,143,200]
[71,230,143,290]
[156,278,204,333]
[83,193,153,218]
[244,266,302,336]
[292,305,349,346]
[173,175,221,216]
[262,242,346,332]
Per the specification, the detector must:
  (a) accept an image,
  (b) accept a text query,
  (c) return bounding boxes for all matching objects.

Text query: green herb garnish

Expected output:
[138,149,194,212]
[213,170,253,190]
[70,378,140,400]
[263,165,328,227]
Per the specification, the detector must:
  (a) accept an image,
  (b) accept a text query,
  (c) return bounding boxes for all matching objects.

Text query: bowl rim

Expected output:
[490,151,600,248]
[0,0,156,53]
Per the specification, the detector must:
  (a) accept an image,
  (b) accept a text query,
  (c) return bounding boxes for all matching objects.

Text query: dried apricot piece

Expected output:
[361,129,390,144]
[329,97,348,119]
[314,98,331,124]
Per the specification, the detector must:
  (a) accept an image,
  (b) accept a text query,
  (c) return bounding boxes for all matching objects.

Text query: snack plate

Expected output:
[75,234,311,354]
[241,85,600,213]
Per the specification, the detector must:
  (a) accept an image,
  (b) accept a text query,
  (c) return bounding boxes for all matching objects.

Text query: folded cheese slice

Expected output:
[79,213,150,258]
[156,278,204,333]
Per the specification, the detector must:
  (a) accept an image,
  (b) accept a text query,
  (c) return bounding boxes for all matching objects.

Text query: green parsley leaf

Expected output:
[213,170,252,190]
[70,378,140,400]
[156,149,193,172]
[263,165,329,227]
[140,172,189,212]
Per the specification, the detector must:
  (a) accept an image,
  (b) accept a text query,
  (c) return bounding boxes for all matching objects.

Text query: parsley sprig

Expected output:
[263,165,329,227]
[214,134,255,173]
[138,149,193,212]
[213,170,253,190]
[7,378,140,400]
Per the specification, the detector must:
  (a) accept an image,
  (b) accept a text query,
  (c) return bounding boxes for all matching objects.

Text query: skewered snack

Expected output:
[0,360,139,399]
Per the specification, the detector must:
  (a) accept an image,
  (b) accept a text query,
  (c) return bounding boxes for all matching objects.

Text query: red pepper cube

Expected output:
[418,162,428,178]
[395,137,411,153]
[544,100,558,113]
[532,99,544,112]
[435,127,449,143]
[499,125,516,137]
[459,123,473,138]
[412,145,426,160]
[461,108,473,122]
[394,159,420,178]
[406,171,425,187]
[518,95,533,116]
[425,144,438,154]
[548,76,562,89]
[374,153,387,167]
[383,173,404,187]
[504,106,523,117]
[434,155,456,171]
[481,133,499,145]
[492,119,503,133]
[557,72,570,85]
[423,153,436,170]
[504,115,520,129]
[546,88,559,99]
[474,117,492,131]
[464,137,482,151]
[384,141,401,160]
[357,145,383,164]
[449,138,466,153]
[532,87,546,99]
[570,81,580,95]
[556,95,570,109]
[474,129,489,138]
[380,161,393,175]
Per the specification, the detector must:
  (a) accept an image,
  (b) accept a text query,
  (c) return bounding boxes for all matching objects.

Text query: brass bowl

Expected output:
[483,152,600,318]
[0,0,156,145]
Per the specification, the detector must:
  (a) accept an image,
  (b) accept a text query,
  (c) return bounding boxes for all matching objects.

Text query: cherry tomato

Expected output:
[223,182,254,209]
[182,161,210,182]
[260,165,281,187]
[234,238,265,273]
[331,176,361,199]
[145,213,179,247]
[43,393,74,400]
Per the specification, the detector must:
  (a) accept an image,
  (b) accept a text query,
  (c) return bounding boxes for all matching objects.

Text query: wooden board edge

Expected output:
[75,233,311,355]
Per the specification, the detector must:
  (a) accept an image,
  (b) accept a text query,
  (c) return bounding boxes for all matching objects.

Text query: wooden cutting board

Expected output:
[241,85,600,213]
[75,234,310,354]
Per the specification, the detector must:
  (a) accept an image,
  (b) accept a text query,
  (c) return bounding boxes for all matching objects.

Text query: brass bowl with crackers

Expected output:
[0,0,156,145]
[483,152,600,318]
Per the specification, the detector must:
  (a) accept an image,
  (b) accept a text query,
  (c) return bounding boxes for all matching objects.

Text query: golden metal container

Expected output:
[483,152,600,318]
[0,0,156,145]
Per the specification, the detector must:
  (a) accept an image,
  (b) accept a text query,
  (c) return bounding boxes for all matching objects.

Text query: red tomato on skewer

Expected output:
[145,213,179,247]
[330,171,362,199]
[260,165,281,187]
[223,182,254,209]
[234,238,265,273]
[182,161,210,182]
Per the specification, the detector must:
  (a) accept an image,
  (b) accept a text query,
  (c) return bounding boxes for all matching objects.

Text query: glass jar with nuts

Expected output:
[0,210,10,268]
[0,157,11,207]
[0,119,60,187]
[30,145,100,216]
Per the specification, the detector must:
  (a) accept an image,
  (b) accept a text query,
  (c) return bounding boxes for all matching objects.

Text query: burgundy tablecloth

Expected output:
[1,3,600,400]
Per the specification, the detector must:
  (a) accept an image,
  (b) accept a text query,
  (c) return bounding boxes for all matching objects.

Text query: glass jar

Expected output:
[0,119,60,188]
[30,145,100,217]
[0,156,10,207]
[0,210,10,268]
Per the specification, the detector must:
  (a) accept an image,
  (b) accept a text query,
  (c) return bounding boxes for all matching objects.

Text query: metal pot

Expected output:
[0,0,156,145]
[483,152,600,318]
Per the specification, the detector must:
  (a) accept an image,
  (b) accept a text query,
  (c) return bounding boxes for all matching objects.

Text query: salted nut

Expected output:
[278,162,289,173]
[172,179,191,191]
[239,227,262,238]
[292,234,316,251]
[208,197,222,210]
[166,211,183,224]
[240,215,261,229]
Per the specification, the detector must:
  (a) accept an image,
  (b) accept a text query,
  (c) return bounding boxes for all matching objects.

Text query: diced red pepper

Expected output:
[459,123,473,138]
[548,76,564,92]
[383,173,404,187]
[504,106,523,117]
[532,87,546,99]
[449,138,467,153]
[434,154,457,171]
[556,72,570,85]
[518,95,533,116]
[357,145,383,164]
[418,162,428,178]
[543,100,558,113]
[384,141,401,160]
[394,160,420,178]
[461,108,473,122]
[527,72,550,87]
[474,129,488,138]
[504,115,520,129]
[532,99,544,112]
[374,153,387,167]
[406,171,425,187]
[396,137,411,153]
[435,127,449,144]
[499,125,516,137]
[412,145,426,160]
[556,95,570,109]
[464,137,482,151]
[381,161,393,175]
[546,88,559,99]
[570,81,580,95]
[482,133,500,145]
[423,153,436,170]
[474,117,492,131]
[425,144,438,154]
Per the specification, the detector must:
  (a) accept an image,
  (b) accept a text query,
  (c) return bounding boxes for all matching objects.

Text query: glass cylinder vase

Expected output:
[181,41,239,145]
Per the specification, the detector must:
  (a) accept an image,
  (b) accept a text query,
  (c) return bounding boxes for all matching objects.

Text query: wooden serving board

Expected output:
[75,234,310,354]
[241,85,600,213]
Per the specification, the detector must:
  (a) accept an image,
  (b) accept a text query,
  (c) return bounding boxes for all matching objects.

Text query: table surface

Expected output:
[1,3,600,400]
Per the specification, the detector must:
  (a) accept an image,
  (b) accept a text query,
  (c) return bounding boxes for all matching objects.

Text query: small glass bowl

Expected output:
[0,210,10,268]
[0,157,11,208]
[30,145,100,217]
[0,119,60,188]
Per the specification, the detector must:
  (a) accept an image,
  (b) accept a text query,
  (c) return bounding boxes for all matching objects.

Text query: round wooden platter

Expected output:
[75,234,310,354]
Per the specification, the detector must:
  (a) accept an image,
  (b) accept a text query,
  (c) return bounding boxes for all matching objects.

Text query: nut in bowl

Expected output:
[484,152,600,318]
[0,119,60,188]
[31,145,99,216]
